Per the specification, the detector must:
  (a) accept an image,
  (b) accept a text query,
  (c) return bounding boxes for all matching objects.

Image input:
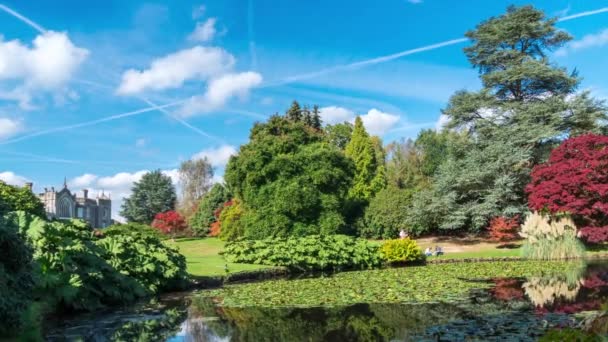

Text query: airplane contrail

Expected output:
[0,100,186,145]
[265,38,469,87]
[75,79,221,141]
[558,7,608,22]
[139,97,224,143]
[0,4,45,33]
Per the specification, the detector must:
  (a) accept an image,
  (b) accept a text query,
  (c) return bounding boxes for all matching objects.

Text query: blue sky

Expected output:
[0,0,607,219]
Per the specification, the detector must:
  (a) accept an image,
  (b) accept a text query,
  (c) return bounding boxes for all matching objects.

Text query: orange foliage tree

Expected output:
[487,216,520,243]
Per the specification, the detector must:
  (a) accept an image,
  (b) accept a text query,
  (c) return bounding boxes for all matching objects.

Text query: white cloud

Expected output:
[360,109,400,136]
[436,114,451,131]
[0,117,22,140]
[179,71,262,117]
[69,173,98,187]
[188,18,217,42]
[0,31,88,107]
[0,171,29,186]
[192,144,237,167]
[319,106,400,135]
[162,169,180,185]
[319,106,355,125]
[116,46,235,95]
[97,170,148,189]
[556,28,608,56]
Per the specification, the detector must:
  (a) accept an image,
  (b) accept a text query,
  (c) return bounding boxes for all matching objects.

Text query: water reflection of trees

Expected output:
[488,263,608,316]
[523,277,581,307]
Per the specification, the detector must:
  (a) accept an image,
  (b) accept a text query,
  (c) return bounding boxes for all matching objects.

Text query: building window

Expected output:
[58,197,72,218]
[77,207,84,218]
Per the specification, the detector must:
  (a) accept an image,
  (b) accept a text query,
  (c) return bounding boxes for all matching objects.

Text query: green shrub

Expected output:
[219,200,245,241]
[223,235,381,271]
[3,211,188,314]
[5,211,145,311]
[361,187,414,239]
[98,229,188,293]
[379,238,425,265]
[104,222,165,240]
[0,216,35,336]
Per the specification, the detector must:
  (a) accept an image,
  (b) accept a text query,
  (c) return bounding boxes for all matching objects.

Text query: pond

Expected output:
[45,260,608,341]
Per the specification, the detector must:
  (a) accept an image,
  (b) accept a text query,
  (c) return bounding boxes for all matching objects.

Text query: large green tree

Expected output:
[0,181,45,217]
[325,122,353,150]
[361,186,414,239]
[408,5,606,233]
[344,117,386,202]
[225,114,354,239]
[120,170,177,224]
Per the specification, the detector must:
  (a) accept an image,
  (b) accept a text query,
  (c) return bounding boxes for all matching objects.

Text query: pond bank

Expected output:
[186,253,608,290]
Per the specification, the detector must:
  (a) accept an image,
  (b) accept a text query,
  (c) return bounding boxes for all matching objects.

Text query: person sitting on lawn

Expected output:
[424,247,433,257]
[434,246,444,256]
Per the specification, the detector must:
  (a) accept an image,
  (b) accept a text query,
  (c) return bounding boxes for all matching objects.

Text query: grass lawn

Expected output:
[426,247,522,259]
[166,238,270,277]
[168,237,608,277]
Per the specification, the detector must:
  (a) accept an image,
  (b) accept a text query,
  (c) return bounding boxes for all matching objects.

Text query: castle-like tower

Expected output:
[34,179,112,228]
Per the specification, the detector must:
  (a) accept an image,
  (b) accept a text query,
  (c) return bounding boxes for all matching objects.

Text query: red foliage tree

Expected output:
[208,200,233,237]
[526,134,608,243]
[151,210,188,238]
[487,216,520,243]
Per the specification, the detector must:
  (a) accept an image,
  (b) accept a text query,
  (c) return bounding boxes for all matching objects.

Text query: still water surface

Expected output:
[46,261,608,341]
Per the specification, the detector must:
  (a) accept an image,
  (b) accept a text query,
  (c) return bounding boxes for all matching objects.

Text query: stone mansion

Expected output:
[32,179,112,228]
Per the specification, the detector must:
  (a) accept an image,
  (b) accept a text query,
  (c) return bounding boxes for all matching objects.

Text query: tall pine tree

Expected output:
[311,105,322,129]
[285,100,302,122]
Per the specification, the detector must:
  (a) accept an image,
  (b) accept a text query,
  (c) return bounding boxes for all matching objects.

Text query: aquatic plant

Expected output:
[201,261,582,307]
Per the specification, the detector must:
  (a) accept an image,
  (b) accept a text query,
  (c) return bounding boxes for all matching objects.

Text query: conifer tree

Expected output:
[344,117,384,201]
[302,105,313,126]
[285,100,302,122]
[121,170,177,224]
[311,105,322,129]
